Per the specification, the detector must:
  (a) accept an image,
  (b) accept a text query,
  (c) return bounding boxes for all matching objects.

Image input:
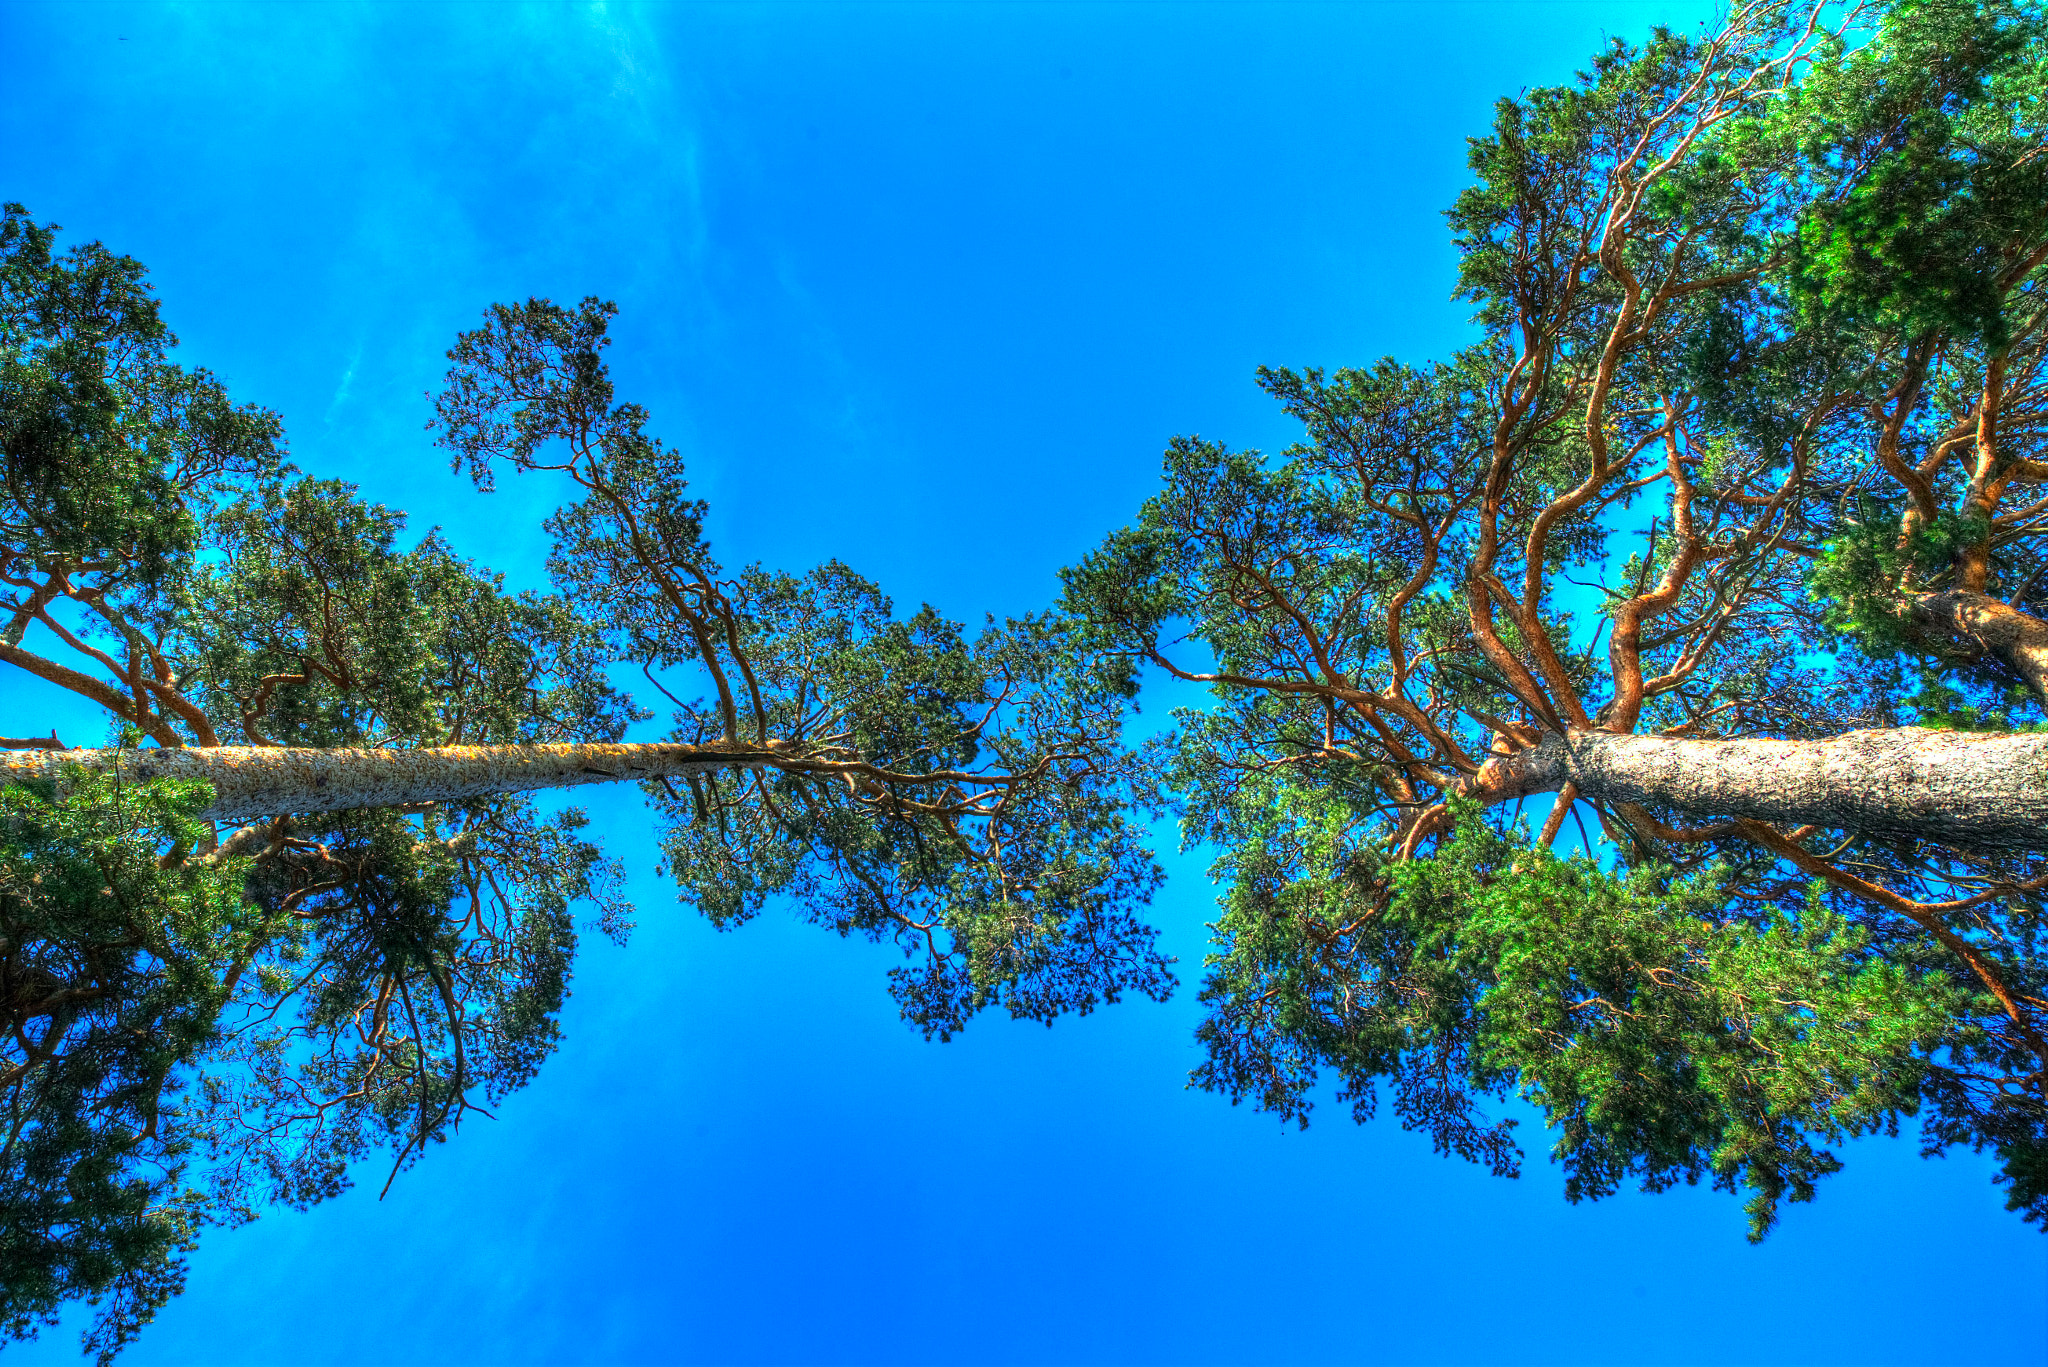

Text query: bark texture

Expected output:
[10,728,2048,853]
[1905,590,2048,702]
[0,741,782,824]
[1507,727,2048,852]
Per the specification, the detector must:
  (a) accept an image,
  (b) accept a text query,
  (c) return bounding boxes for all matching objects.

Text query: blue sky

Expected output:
[7,2,2046,1363]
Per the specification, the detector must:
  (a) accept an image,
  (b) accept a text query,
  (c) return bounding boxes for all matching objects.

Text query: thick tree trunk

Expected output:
[0,741,783,824]
[1505,727,2048,853]
[1904,590,2048,703]
[10,728,2048,854]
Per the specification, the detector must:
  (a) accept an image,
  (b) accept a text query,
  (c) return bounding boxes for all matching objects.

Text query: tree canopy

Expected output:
[4,0,2047,1358]
[1069,0,2048,1240]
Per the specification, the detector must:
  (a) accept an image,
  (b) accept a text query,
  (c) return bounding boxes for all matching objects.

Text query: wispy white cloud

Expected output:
[324,346,361,425]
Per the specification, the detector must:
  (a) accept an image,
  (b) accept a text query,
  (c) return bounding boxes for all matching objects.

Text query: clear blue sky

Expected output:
[7,3,2045,1364]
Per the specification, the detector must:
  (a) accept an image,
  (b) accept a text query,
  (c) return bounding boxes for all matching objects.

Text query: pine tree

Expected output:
[6,0,2048,1357]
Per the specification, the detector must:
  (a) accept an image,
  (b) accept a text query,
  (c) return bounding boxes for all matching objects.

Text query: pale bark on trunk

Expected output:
[8,727,2048,854]
[1501,727,2048,853]
[0,741,783,824]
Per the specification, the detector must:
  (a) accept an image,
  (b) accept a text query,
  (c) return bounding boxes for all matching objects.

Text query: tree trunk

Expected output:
[10,727,2048,854]
[1504,727,2048,853]
[1904,590,2048,703]
[0,741,783,824]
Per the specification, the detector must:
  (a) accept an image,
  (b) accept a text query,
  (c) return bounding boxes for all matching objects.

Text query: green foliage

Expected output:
[1061,1,2048,1244]
[1451,26,1740,325]
[1898,672,2044,731]
[11,2,2048,1356]
[173,475,638,748]
[1780,0,2048,348]
[0,770,266,1363]
[0,209,643,1361]
[0,768,632,1364]
[1804,500,1951,651]
[0,203,281,592]
[1195,794,1968,1238]
[1808,501,2048,722]
[435,298,1175,1042]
